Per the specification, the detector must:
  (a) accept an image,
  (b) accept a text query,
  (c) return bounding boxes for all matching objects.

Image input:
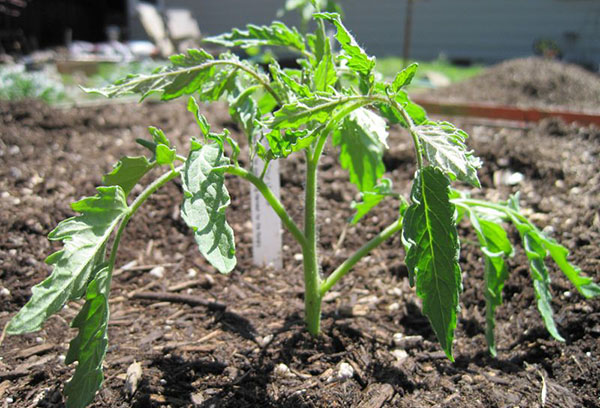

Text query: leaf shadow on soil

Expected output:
[144,309,423,407]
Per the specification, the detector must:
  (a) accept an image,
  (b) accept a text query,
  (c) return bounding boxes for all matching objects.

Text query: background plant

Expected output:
[6,5,599,408]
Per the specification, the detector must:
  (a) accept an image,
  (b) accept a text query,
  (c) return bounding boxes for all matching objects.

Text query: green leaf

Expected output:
[351,178,393,224]
[314,52,337,93]
[269,61,312,99]
[227,79,260,142]
[543,239,600,298]
[103,156,153,196]
[269,95,354,129]
[148,126,171,147]
[85,49,215,101]
[257,91,279,115]
[507,196,600,298]
[312,24,336,92]
[7,187,127,334]
[468,211,513,356]
[509,213,565,341]
[415,121,482,187]
[376,90,427,128]
[392,63,418,92]
[333,107,388,192]
[204,21,306,53]
[63,266,111,408]
[401,166,462,360]
[265,128,318,159]
[314,12,375,77]
[180,144,236,274]
[196,62,238,103]
[187,97,211,136]
[155,144,176,166]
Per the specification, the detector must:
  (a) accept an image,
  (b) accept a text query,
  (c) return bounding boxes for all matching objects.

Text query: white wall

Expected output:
[128,0,600,67]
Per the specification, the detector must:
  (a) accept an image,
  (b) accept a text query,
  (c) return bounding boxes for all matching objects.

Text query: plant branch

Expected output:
[114,59,282,106]
[224,165,306,247]
[108,166,183,279]
[387,95,423,169]
[320,217,403,296]
[311,99,377,165]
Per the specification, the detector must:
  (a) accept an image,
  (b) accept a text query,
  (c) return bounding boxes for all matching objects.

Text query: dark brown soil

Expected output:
[1,73,600,406]
[428,57,600,113]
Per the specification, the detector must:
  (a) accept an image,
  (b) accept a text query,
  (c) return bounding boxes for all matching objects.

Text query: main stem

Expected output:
[303,152,322,336]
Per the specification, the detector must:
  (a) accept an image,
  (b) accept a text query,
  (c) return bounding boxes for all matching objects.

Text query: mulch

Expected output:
[0,58,599,407]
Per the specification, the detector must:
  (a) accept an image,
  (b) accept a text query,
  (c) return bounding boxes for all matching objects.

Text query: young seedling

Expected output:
[6,8,599,408]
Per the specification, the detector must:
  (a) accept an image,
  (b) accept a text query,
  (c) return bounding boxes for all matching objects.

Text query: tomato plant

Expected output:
[7,7,599,408]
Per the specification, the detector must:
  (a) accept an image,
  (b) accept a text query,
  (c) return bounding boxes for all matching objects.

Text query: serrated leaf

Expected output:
[266,128,318,159]
[197,63,238,102]
[204,21,305,53]
[376,90,427,128]
[401,166,461,360]
[509,214,565,341]
[63,266,111,408]
[180,144,236,274]
[103,156,153,196]
[148,126,170,147]
[468,211,513,356]
[269,95,365,130]
[314,53,337,93]
[333,108,388,192]
[415,121,482,187]
[155,144,176,166]
[351,178,393,224]
[7,187,127,334]
[187,97,211,136]
[392,63,418,92]
[85,49,215,101]
[314,12,375,77]
[257,91,279,115]
[543,239,600,298]
[313,24,336,92]
[270,61,312,99]
[227,79,260,142]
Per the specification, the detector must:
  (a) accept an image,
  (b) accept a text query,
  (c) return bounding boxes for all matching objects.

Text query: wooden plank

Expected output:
[413,98,600,126]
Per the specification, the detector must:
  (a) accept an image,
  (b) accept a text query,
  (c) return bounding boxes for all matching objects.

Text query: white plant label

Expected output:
[250,156,282,268]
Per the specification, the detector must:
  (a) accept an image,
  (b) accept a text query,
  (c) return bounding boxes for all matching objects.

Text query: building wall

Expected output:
[128,0,600,67]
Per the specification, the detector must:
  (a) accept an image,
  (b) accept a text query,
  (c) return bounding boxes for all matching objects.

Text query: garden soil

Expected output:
[427,57,600,112]
[1,61,599,407]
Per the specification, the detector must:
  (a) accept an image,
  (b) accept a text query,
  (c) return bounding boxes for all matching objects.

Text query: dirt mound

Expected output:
[429,57,600,111]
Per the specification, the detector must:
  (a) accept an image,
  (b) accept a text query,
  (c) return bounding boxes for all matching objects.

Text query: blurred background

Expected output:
[0,0,599,104]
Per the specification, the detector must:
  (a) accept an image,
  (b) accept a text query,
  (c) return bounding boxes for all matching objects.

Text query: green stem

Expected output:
[107,166,182,279]
[114,59,282,106]
[224,165,306,247]
[320,217,403,296]
[387,96,423,169]
[451,198,523,223]
[303,152,322,336]
[311,101,371,164]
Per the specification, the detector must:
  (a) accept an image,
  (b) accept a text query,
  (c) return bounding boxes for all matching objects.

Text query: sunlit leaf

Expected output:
[415,121,482,187]
[314,12,375,77]
[180,144,236,273]
[63,266,111,408]
[7,187,127,334]
[351,178,393,224]
[204,21,306,53]
[333,107,388,192]
[103,156,153,196]
[391,63,418,92]
[402,166,461,360]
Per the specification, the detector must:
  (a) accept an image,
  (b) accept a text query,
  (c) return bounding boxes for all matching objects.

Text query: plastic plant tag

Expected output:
[250,156,283,268]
